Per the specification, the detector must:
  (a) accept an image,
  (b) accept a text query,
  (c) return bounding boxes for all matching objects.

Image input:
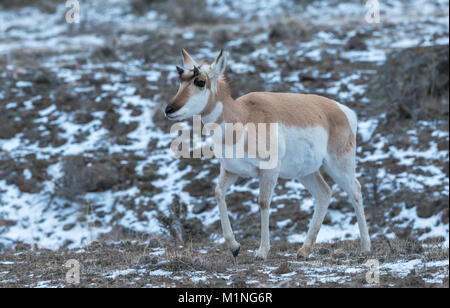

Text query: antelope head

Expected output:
[165,48,227,121]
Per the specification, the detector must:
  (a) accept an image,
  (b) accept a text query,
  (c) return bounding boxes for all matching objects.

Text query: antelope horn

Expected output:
[176,65,184,75]
[193,66,200,77]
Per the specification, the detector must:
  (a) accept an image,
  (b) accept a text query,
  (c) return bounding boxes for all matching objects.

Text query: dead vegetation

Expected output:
[0,238,447,288]
[366,45,449,121]
[0,0,59,13]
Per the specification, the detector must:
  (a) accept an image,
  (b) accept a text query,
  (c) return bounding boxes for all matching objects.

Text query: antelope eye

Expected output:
[194,78,206,88]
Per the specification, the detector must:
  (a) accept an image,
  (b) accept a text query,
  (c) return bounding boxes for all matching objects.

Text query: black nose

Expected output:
[165,105,175,115]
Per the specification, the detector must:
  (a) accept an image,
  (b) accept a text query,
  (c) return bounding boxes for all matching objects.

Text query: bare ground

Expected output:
[0,237,448,288]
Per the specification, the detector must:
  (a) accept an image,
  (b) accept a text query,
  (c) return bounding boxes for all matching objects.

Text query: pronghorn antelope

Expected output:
[165,49,371,260]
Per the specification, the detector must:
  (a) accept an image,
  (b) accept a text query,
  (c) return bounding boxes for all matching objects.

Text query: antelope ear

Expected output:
[182,49,197,68]
[211,49,227,79]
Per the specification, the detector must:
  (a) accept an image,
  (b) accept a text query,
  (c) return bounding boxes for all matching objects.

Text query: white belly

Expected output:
[219,124,328,179]
[278,125,328,179]
[220,157,260,178]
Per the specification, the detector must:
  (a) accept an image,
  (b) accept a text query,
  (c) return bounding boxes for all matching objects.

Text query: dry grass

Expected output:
[0,0,59,12]
[0,238,447,288]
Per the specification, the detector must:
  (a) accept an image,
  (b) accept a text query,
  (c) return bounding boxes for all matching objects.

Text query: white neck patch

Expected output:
[202,101,223,124]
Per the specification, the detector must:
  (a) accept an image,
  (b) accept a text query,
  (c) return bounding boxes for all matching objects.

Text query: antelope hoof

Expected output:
[231,245,241,258]
[297,246,313,260]
[255,248,269,261]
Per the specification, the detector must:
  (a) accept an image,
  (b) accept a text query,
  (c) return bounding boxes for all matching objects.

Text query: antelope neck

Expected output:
[200,80,247,125]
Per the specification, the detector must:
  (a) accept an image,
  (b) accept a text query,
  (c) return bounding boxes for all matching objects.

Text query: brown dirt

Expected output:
[0,238,447,288]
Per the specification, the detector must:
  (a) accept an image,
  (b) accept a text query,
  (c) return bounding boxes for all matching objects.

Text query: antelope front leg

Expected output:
[255,167,279,260]
[215,167,240,257]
